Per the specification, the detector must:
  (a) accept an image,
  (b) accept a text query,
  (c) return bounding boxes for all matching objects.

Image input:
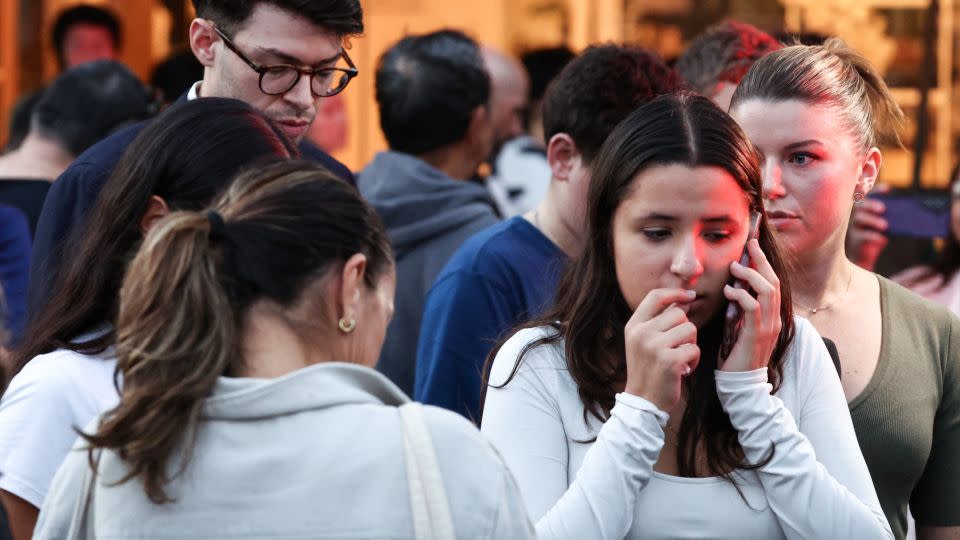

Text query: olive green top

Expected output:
[849,276,960,539]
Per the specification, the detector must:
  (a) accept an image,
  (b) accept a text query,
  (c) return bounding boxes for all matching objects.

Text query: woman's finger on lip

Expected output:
[630,289,697,324]
[648,304,692,332]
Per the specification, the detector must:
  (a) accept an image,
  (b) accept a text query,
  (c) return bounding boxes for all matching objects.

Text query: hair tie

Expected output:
[207,211,226,243]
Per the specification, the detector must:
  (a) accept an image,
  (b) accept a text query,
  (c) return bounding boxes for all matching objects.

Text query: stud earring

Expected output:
[338,317,356,334]
[853,192,865,204]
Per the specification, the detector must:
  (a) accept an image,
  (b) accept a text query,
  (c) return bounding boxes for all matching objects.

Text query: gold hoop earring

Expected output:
[338,317,356,334]
[853,192,865,204]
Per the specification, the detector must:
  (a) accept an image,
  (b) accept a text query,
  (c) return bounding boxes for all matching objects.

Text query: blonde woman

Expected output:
[729,39,960,539]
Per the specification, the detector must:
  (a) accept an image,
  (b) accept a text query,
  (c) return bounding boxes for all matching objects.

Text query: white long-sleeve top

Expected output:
[481,316,893,540]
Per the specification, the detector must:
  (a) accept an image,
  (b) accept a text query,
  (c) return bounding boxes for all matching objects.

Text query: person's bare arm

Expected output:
[0,490,38,540]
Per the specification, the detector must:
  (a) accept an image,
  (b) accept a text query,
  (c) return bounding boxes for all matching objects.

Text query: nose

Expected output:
[284,72,316,112]
[762,158,786,200]
[669,235,704,283]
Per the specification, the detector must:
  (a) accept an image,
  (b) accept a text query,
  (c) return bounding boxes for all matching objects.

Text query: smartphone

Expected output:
[869,190,950,239]
[719,211,762,360]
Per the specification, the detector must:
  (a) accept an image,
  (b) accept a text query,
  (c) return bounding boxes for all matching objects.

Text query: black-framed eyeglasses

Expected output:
[213,25,358,98]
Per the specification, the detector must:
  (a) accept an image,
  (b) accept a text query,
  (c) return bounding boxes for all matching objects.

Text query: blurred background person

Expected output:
[0,60,156,236]
[675,20,782,111]
[894,163,960,316]
[34,160,534,540]
[149,48,205,106]
[522,47,575,148]
[1,93,43,155]
[481,46,530,216]
[0,207,30,349]
[4,4,123,155]
[486,46,574,217]
[52,4,122,72]
[359,29,499,395]
[0,99,294,540]
[307,93,349,154]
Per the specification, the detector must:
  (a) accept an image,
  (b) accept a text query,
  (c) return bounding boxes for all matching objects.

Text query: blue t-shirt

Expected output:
[414,216,566,421]
[0,205,31,344]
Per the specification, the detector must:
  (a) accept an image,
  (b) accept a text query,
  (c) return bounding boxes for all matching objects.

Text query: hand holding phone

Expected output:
[719,212,761,361]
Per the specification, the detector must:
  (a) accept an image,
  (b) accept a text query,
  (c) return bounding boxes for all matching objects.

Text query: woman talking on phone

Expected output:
[481,93,891,539]
[729,40,960,539]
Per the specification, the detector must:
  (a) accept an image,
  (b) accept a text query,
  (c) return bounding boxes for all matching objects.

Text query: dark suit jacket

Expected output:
[27,106,353,317]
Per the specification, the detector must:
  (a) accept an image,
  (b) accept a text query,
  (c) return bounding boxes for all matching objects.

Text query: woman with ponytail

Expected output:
[729,39,960,539]
[34,160,532,539]
[0,98,294,540]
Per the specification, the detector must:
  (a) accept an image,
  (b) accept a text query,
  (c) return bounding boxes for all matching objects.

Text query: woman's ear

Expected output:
[140,195,170,234]
[857,147,883,195]
[337,253,368,327]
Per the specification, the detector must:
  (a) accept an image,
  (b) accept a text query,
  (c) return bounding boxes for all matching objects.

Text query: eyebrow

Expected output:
[254,47,341,67]
[783,139,825,151]
[639,213,737,224]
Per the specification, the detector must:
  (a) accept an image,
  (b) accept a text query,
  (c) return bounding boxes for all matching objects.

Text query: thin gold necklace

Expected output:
[794,271,854,315]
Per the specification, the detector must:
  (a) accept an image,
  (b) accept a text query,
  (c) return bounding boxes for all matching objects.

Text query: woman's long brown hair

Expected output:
[484,93,795,481]
[11,98,296,382]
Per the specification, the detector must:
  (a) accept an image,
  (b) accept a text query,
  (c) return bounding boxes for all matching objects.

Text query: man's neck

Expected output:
[0,134,73,180]
[418,145,477,181]
[525,191,583,257]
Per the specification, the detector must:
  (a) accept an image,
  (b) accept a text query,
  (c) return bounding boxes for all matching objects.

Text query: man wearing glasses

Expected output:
[27,0,363,316]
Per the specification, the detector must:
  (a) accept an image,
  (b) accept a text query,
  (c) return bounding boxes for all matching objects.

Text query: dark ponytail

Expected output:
[83,161,392,503]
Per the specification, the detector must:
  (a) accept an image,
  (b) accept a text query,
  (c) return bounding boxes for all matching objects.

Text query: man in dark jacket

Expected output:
[358,30,499,394]
[29,0,363,316]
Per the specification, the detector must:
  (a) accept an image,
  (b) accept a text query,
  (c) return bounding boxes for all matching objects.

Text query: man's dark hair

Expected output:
[3,90,43,152]
[542,45,682,164]
[151,48,205,104]
[191,0,363,36]
[675,20,782,96]
[521,46,575,103]
[375,30,490,155]
[32,60,157,157]
[52,4,121,67]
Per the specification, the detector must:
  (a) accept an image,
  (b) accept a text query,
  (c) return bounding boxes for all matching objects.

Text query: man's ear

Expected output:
[857,146,883,195]
[547,133,579,183]
[140,195,170,234]
[189,18,218,68]
[467,105,492,146]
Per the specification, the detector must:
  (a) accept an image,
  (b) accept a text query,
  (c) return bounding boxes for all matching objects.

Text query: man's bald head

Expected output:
[482,47,530,159]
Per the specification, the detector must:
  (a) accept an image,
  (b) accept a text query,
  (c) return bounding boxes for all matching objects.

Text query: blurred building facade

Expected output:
[1,0,958,185]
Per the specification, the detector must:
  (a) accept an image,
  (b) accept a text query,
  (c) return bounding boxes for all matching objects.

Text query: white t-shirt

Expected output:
[0,345,118,507]
[481,317,892,540]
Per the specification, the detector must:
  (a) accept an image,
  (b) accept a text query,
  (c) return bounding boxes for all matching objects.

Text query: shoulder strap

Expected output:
[399,402,455,540]
[65,448,100,540]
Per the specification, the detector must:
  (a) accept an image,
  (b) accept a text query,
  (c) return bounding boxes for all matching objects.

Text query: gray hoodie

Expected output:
[359,151,499,394]
[36,363,535,539]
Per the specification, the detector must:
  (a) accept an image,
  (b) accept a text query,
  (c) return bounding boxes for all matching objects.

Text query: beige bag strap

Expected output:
[65,448,100,540]
[399,402,455,540]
